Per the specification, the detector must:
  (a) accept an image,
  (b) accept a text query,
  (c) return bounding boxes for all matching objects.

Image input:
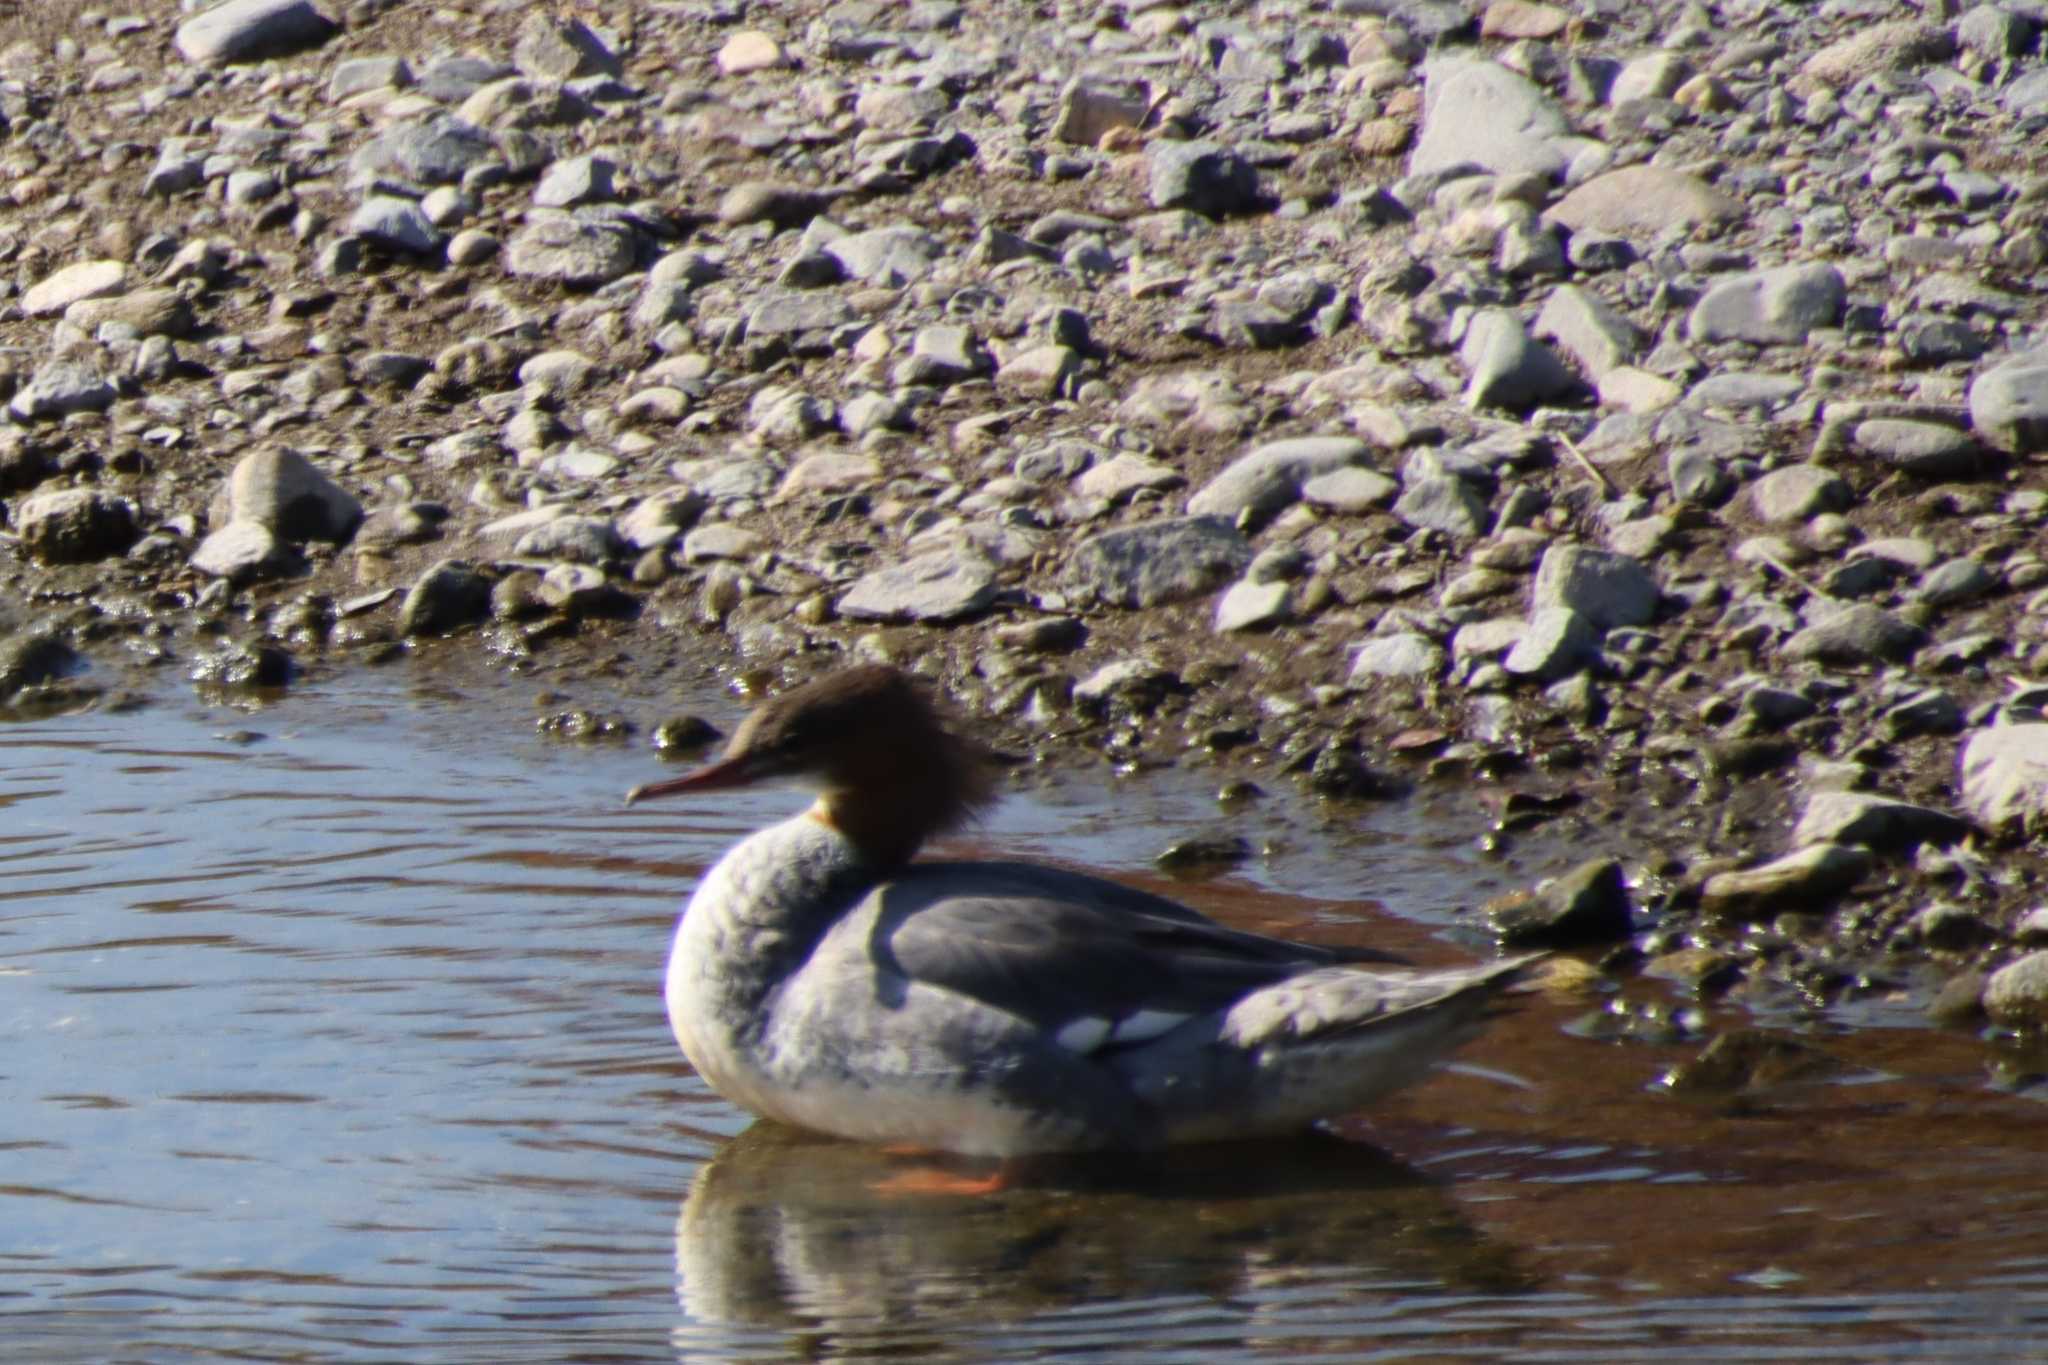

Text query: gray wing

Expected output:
[867,861,1389,1053]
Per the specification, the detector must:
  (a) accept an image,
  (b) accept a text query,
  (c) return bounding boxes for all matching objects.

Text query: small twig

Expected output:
[1554,432,1616,500]
[1755,549,1832,601]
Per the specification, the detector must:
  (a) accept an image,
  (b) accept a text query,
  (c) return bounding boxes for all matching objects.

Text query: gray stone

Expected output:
[1959,5,2037,59]
[1985,950,2048,1024]
[1063,516,1251,608]
[824,225,942,286]
[533,154,616,208]
[618,488,705,549]
[1689,373,1803,411]
[9,361,115,420]
[1392,451,1490,539]
[514,13,620,80]
[144,140,206,196]
[372,116,496,185]
[213,447,362,543]
[1302,466,1399,512]
[1533,284,1643,378]
[1781,603,1925,665]
[21,260,126,316]
[1503,605,1598,679]
[328,55,408,101]
[1959,725,2048,836]
[838,549,999,622]
[1147,140,1261,216]
[1700,843,1872,917]
[400,559,492,635]
[902,324,990,384]
[1213,578,1290,632]
[1185,435,1369,526]
[512,514,622,564]
[1410,56,1585,179]
[505,216,636,286]
[1917,557,1996,608]
[745,291,858,338]
[14,489,139,563]
[1688,264,1845,346]
[1531,543,1657,631]
[1750,465,1851,524]
[176,0,336,65]
[351,196,443,255]
[1546,165,1741,238]
[1490,857,1632,948]
[1850,419,1983,478]
[717,182,836,228]
[1054,75,1149,146]
[1461,308,1579,410]
[1968,346,2048,454]
[1349,632,1445,681]
[191,520,297,581]
[1791,790,1970,852]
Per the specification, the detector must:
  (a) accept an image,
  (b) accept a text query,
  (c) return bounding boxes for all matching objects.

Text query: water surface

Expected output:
[4,674,2045,1361]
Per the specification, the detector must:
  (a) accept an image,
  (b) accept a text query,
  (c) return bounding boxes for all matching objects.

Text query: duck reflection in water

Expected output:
[670,1123,1534,1354]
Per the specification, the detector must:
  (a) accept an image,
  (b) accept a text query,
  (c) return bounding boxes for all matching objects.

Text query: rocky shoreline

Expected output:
[6,0,2048,1033]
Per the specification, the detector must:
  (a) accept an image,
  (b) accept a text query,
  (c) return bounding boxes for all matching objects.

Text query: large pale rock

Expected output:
[175,0,336,64]
[1410,56,1589,179]
[213,447,363,543]
[14,489,139,563]
[1968,345,2048,454]
[1700,843,1872,917]
[838,549,998,622]
[21,260,126,316]
[1461,308,1578,410]
[1531,543,1657,631]
[1959,725,2048,836]
[1063,516,1250,608]
[505,217,636,286]
[1791,791,1970,852]
[1185,436,1369,526]
[1688,264,1845,346]
[1546,165,1741,238]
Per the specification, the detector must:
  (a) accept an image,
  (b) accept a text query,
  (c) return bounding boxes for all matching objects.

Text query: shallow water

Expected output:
[5,673,2046,1362]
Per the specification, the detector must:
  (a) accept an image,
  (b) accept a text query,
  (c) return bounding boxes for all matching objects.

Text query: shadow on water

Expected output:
[4,669,2048,1361]
[673,1124,1532,1359]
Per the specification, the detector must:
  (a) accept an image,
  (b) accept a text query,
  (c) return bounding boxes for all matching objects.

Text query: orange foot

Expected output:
[869,1162,1011,1196]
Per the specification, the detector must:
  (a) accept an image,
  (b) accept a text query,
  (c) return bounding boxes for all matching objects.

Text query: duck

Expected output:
[628,664,1537,1158]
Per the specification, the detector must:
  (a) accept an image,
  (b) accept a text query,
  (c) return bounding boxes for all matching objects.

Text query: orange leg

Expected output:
[869,1153,1014,1196]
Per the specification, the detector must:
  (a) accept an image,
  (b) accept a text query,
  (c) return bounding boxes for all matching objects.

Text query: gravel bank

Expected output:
[7,0,2048,1025]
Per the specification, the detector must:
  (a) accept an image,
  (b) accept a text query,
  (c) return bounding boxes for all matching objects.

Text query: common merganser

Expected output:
[629,665,1536,1157]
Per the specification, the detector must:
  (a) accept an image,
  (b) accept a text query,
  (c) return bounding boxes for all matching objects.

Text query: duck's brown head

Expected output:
[626,665,999,866]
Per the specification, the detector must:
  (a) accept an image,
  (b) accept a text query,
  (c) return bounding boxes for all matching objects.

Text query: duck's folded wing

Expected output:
[869,864,1357,1055]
